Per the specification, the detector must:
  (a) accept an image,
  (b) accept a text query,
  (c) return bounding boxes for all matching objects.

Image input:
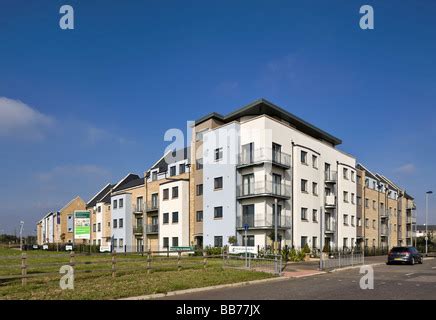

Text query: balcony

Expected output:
[236,180,291,200]
[380,209,389,218]
[325,195,336,208]
[324,171,337,183]
[133,203,145,215]
[237,148,291,169]
[146,224,159,234]
[236,215,291,230]
[133,226,143,235]
[380,225,388,236]
[146,201,159,212]
[325,219,336,233]
[406,216,416,224]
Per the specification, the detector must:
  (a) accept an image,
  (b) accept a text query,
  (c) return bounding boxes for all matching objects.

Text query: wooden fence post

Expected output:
[147,249,151,274]
[112,250,117,278]
[21,253,27,286]
[177,251,182,271]
[203,250,207,270]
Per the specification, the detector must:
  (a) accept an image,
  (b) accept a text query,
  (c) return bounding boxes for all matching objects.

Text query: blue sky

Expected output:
[0,0,435,235]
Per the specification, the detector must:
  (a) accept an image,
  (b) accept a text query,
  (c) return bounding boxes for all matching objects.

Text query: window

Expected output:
[113,219,118,228]
[172,237,179,247]
[241,143,254,164]
[301,179,308,193]
[152,171,158,181]
[357,175,362,184]
[312,182,318,196]
[357,217,362,227]
[195,129,207,141]
[301,207,308,220]
[113,199,118,209]
[357,196,362,206]
[272,143,281,163]
[242,235,255,246]
[179,163,186,174]
[214,236,223,248]
[243,204,255,227]
[170,166,176,177]
[301,236,308,248]
[365,218,369,228]
[172,186,179,199]
[163,188,169,200]
[93,224,96,232]
[108,221,110,227]
[97,206,101,213]
[214,148,223,161]
[163,213,169,224]
[196,211,203,222]
[372,219,376,229]
[312,237,318,249]
[373,200,376,210]
[119,238,123,248]
[214,177,223,190]
[343,238,348,248]
[151,193,158,208]
[312,155,318,169]
[351,193,355,204]
[172,212,179,223]
[113,239,118,248]
[365,198,369,208]
[163,237,169,249]
[351,171,355,182]
[196,158,203,170]
[301,151,308,164]
[351,216,355,226]
[312,209,318,222]
[214,206,223,219]
[343,214,349,225]
[196,184,203,196]
[119,218,123,228]
[343,191,349,203]
[119,198,123,208]
[343,168,348,179]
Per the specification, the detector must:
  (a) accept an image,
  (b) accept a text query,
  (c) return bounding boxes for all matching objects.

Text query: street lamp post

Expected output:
[19,221,24,251]
[425,191,433,256]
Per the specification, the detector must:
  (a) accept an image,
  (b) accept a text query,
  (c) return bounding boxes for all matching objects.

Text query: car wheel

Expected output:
[419,257,423,264]
[410,257,415,265]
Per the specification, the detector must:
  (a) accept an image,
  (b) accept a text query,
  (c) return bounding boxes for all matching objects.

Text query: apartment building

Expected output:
[356,164,416,249]
[87,183,113,247]
[192,99,357,250]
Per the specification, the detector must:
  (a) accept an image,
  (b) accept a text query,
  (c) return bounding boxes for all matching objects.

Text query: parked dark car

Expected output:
[387,246,423,265]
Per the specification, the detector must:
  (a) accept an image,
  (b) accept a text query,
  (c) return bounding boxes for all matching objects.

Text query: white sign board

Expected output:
[229,245,258,255]
[100,245,111,253]
[65,245,73,251]
[42,244,49,250]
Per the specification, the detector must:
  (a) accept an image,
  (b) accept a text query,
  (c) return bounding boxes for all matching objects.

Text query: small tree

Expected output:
[302,243,311,254]
[228,236,237,246]
[322,243,331,253]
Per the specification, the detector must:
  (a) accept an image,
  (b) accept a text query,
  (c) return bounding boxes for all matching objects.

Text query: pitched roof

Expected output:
[114,177,144,192]
[112,173,141,192]
[356,163,379,180]
[195,99,342,146]
[148,147,190,174]
[87,183,113,207]
[59,196,84,212]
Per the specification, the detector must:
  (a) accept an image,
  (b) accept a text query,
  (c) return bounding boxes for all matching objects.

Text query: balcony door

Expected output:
[151,193,158,209]
[272,204,282,227]
[136,197,143,211]
[241,143,254,164]
[242,174,254,196]
[242,204,255,227]
[136,217,143,228]
[272,173,282,195]
[272,143,281,163]
[151,216,158,226]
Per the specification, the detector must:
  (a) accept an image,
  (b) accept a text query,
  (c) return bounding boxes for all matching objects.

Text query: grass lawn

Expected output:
[0,247,274,300]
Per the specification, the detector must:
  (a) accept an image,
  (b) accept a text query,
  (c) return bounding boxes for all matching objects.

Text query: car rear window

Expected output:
[391,247,408,252]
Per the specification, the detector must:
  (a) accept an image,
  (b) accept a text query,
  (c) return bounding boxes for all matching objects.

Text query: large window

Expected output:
[343,168,348,180]
[196,158,203,170]
[272,143,281,163]
[119,198,123,208]
[172,237,179,247]
[113,219,117,228]
[312,155,318,169]
[172,186,179,199]
[343,214,349,225]
[242,174,254,195]
[343,191,349,203]
[214,177,223,190]
[163,188,169,200]
[301,236,308,248]
[196,211,203,222]
[312,182,318,196]
[119,218,123,228]
[214,148,223,161]
[163,212,169,224]
[301,208,308,220]
[196,184,203,196]
[172,212,179,223]
[301,151,307,164]
[97,223,101,232]
[169,166,176,177]
[214,236,223,248]
[243,235,255,246]
[214,206,223,219]
[163,237,169,248]
[152,171,158,181]
[179,163,186,174]
[242,204,254,227]
[113,199,118,209]
[301,179,308,192]
[312,209,318,222]
[241,143,254,164]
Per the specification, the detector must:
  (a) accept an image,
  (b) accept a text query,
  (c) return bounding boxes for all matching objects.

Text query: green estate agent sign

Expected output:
[74,210,91,240]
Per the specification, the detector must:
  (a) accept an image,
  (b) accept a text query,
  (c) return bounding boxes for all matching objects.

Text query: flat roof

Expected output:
[195,99,342,146]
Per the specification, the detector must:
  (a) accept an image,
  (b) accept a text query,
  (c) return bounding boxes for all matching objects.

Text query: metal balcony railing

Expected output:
[236,181,291,199]
[236,215,291,229]
[132,203,145,214]
[146,224,159,234]
[325,195,336,207]
[324,171,338,183]
[133,226,143,234]
[146,201,159,212]
[238,148,291,168]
